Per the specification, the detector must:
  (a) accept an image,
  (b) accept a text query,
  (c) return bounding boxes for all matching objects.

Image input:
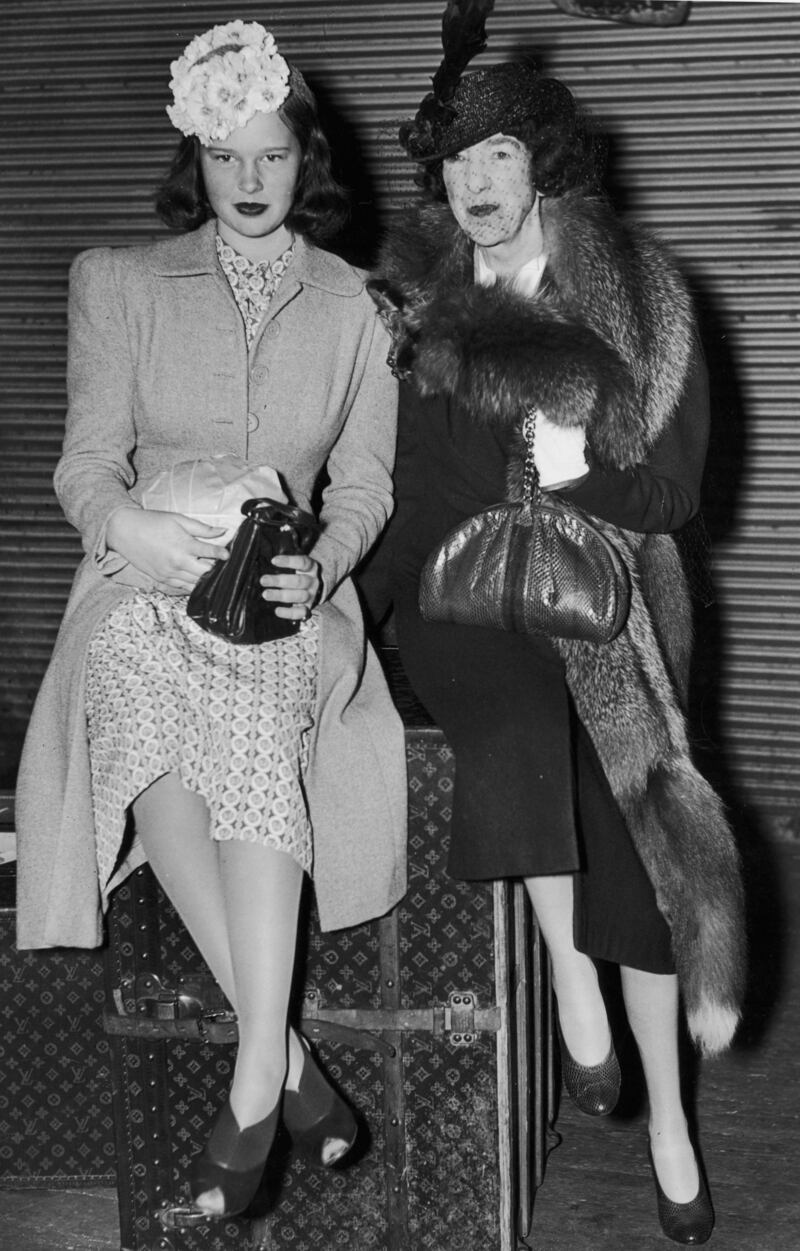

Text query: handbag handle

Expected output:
[241,498,320,555]
[521,407,540,505]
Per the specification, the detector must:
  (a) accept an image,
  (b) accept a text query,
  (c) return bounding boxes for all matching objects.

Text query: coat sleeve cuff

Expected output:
[90,503,141,576]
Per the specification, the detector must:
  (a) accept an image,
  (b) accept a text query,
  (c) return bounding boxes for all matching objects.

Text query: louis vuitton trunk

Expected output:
[0,861,116,1189]
[102,724,555,1251]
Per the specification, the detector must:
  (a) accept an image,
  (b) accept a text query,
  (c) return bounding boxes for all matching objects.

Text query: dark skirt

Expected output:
[395,598,674,975]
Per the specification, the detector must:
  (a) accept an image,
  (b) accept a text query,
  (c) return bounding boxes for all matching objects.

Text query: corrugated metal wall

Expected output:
[2,0,799,827]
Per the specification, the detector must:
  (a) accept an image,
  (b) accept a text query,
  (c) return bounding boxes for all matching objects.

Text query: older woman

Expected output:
[16,19,406,1220]
[369,2,744,1243]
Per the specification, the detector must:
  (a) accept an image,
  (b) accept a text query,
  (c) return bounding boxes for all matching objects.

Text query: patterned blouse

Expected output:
[215,235,296,344]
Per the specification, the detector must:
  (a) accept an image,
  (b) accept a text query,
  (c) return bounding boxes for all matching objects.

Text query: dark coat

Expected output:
[373,193,745,1055]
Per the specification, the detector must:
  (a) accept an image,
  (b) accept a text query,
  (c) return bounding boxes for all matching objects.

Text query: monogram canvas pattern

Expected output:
[0,914,115,1185]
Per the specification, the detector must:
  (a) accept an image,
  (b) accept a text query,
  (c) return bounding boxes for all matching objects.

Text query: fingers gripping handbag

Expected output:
[418,410,631,643]
[187,498,320,644]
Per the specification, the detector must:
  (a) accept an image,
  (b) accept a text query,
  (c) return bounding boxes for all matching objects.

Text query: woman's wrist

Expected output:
[105,504,142,555]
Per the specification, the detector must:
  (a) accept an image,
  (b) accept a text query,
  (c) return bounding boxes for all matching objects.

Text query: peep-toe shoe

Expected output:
[282,1039,358,1168]
[189,1097,280,1218]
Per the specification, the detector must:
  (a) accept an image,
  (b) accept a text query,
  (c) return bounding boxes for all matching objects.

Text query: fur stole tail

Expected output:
[555,530,746,1055]
[640,759,746,1054]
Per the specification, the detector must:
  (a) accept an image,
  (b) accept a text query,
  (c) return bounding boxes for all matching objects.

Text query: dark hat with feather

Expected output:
[399,0,552,163]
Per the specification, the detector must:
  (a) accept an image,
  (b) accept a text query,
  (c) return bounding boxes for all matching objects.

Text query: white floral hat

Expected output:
[166,20,291,146]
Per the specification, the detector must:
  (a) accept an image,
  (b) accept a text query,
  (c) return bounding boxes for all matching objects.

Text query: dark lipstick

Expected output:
[235,202,267,216]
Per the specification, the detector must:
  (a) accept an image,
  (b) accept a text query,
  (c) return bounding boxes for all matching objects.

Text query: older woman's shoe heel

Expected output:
[189,1098,280,1218]
[648,1145,715,1244]
[558,1026,621,1117]
[282,1041,357,1168]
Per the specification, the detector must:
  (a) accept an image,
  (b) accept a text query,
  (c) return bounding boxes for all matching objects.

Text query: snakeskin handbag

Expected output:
[418,410,630,643]
[187,498,319,644]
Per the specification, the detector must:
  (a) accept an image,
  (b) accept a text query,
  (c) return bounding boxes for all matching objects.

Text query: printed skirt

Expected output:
[85,591,318,897]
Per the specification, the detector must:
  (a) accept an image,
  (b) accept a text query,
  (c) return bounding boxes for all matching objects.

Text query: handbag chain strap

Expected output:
[522,407,539,504]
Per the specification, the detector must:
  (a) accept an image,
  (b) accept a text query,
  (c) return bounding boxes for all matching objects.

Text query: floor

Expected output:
[0,1187,118,1251]
[529,835,800,1250]
[2,840,798,1251]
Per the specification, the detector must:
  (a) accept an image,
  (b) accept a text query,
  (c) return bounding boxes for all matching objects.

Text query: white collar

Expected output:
[474,247,547,297]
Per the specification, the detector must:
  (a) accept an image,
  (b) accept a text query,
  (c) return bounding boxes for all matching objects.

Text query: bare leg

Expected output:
[133,775,307,1214]
[524,873,611,1065]
[133,775,237,1002]
[621,966,700,1202]
[131,770,306,1125]
[133,774,308,1081]
[217,837,303,1125]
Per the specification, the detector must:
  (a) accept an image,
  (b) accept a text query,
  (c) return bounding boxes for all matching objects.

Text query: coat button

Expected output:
[266,322,280,339]
[251,367,269,383]
[247,412,260,433]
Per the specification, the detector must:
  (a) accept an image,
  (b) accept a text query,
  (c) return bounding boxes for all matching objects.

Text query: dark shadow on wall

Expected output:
[309,79,384,270]
[687,279,749,762]
[685,281,786,1053]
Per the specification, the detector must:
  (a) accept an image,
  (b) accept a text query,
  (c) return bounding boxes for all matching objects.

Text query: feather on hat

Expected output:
[399,0,551,163]
[430,0,495,112]
[400,0,495,160]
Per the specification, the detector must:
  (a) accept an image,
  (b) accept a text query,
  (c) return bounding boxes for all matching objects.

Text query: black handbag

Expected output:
[418,410,630,643]
[187,498,319,644]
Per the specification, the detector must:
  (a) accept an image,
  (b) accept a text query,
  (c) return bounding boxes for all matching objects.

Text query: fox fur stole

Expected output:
[372,192,746,1054]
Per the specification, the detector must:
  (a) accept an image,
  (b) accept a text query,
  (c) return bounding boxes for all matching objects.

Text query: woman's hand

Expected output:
[260,554,321,621]
[533,411,589,489]
[106,507,227,593]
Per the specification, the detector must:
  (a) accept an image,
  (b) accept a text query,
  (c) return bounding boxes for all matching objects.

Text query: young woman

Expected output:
[368,3,745,1243]
[15,20,406,1219]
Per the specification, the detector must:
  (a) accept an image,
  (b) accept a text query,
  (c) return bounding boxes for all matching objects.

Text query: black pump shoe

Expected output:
[648,1144,715,1245]
[559,1028,621,1117]
[189,1098,280,1218]
[282,1039,358,1168]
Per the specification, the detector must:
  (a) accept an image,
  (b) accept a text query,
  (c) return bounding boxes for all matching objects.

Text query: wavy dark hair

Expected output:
[417,74,601,204]
[154,64,350,243]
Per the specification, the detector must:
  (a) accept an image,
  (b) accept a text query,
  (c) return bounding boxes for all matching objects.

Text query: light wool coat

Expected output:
[16,221,407,949]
